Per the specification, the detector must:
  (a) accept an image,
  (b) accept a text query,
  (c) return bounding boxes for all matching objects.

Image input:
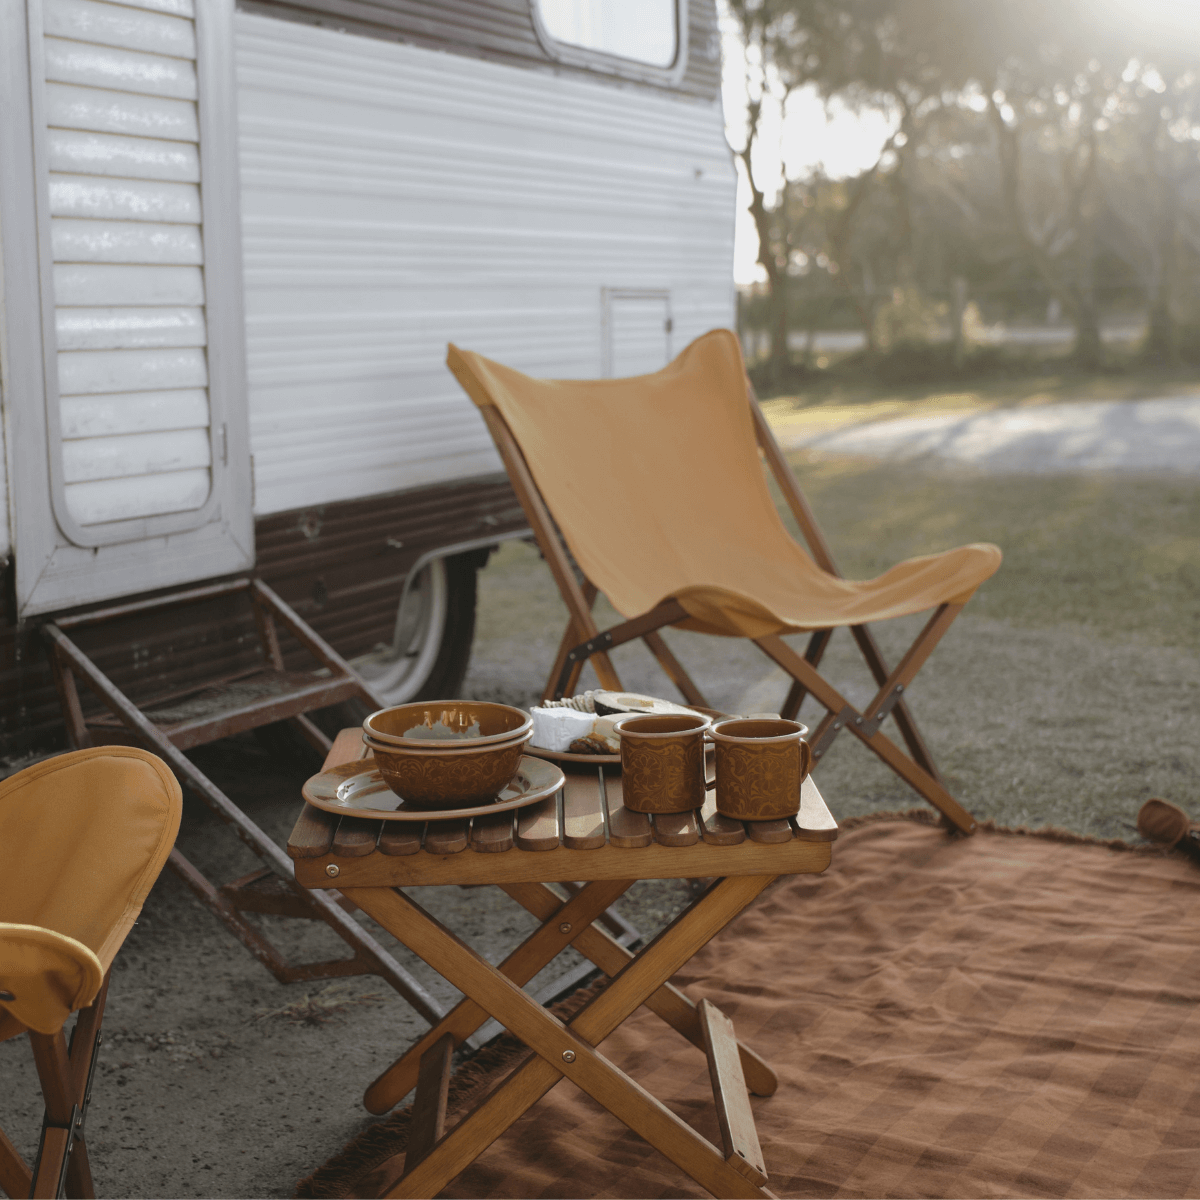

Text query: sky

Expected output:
[719,12,897,286]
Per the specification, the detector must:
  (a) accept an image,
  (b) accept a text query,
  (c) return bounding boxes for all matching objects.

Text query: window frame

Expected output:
[530,0,689,88]
[25,0,235,549]
[2,0,253,616]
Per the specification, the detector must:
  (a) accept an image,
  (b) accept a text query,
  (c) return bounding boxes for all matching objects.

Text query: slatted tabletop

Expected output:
[288,739,837,890]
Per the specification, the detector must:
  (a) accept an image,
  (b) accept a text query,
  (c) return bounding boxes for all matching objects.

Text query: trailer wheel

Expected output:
[351,551,481,705]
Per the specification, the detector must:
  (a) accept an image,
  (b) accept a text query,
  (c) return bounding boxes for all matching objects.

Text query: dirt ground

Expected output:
[1,452,1196,1199]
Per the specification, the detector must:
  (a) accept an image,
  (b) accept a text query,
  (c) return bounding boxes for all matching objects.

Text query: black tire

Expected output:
[316,549,485,736]
[407,550,481,701]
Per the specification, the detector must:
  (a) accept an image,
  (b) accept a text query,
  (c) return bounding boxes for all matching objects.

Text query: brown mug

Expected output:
[614,713,713,813]
[708,718,810,821]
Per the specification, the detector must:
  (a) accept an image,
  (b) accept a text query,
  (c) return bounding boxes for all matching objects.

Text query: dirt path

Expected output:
[775,396,1200,474]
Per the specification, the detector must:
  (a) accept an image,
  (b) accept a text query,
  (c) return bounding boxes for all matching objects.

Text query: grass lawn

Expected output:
[777,456,1200,650]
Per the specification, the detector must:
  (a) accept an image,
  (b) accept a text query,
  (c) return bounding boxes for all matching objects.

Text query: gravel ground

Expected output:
[2,429,1196,1198]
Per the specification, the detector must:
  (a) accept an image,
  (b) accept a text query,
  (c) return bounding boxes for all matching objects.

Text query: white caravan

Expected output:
[0,0,735,761]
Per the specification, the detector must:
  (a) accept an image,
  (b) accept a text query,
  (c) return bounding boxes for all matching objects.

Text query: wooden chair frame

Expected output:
[478,383,977,836]
[40,578,445,1025]
[0,975,110,1200]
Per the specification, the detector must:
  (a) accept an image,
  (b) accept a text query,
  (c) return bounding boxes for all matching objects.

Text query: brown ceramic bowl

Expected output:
[365,728,534,809]
[361,730,530,758]
[364,701,532,748]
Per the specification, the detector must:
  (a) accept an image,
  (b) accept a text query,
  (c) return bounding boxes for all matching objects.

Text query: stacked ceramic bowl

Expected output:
[362,701,534,809]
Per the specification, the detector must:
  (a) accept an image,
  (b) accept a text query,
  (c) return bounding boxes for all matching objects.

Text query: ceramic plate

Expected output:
[525,705,728,767]
[525,744,620,766]
[302,754,565,821]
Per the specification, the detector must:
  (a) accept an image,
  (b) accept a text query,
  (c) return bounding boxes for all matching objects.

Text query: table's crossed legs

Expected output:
[344,874,783,1200]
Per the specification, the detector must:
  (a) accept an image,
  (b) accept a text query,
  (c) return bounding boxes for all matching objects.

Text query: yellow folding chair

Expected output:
[447,329,1001,834]
[0,747,182,1199]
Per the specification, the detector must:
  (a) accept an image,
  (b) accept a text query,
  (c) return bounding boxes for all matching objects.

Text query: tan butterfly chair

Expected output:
[0,747,182,1199]
[447,328,1002,834]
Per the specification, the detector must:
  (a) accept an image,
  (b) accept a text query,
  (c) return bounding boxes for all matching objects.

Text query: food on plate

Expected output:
[531,693,700,754]
[568,734,614,756]
[530,706,594,751]
[591,691,698,718]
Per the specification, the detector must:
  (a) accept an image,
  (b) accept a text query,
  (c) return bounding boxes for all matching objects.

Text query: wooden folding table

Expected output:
[288,731,837,1199]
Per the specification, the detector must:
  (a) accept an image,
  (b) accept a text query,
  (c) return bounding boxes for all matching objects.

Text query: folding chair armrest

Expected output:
[0,925,103,1037]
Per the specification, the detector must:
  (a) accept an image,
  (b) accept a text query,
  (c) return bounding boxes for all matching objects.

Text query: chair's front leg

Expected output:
[0,1125,31,1200]
[754,628,976,833]
[28,974,110,1199]
[29,1030,80,1199]
[543,583,598,702]
[779,629,833,721]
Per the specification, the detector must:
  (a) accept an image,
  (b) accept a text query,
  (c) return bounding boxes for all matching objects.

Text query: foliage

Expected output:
[726,0,1200,376]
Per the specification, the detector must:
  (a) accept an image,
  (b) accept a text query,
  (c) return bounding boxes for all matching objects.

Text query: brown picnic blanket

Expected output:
[300,814,1200,1199]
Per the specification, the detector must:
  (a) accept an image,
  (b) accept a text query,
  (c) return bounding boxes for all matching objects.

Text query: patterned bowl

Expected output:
[364,701,532,749]
[364,728,534,809]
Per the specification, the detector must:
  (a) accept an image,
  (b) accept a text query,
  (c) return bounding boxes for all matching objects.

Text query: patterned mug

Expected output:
[614,713,713,813]
[708,718,811,821]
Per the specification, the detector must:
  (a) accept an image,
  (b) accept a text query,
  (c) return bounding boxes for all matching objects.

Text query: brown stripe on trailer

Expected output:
[0,474,526,766]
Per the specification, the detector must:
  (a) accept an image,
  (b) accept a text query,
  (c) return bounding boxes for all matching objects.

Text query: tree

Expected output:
[724,0,979,369]
[726,0,1200,372]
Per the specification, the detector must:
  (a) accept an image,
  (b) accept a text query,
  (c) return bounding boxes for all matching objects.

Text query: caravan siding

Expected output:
[235,11,736,516]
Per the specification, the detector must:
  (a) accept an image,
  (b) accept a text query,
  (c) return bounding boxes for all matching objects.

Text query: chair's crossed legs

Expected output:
[754,602,976,834]
[0,976,111,1199]
[344,875,784,1200]
[544,583,975,836]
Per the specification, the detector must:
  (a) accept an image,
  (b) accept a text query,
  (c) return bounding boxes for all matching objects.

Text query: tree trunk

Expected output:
[1072,307,1103,369]
[951,276,968,368]
[828,164,885,356]
[988,97,1105,371]
[1143,187,1178,364]
[1071,177,1102,370]
[739,148,790,384]
[1144,292,1175,363]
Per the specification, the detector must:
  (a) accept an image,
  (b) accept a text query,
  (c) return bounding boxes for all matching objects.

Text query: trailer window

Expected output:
[535,0,679,69]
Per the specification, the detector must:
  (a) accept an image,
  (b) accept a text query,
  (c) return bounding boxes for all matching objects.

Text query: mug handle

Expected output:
[798,738,813,783]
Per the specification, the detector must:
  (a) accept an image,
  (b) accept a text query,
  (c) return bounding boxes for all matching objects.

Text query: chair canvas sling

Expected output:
[0,747,182,1199]
[447,329,1002,835]
[40,578,445,1026]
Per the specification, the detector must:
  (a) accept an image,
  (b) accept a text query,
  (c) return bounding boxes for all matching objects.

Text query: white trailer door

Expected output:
[0,0,253,616]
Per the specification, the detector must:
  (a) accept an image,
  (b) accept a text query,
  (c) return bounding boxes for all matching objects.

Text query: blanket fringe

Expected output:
[836,806,1157,853]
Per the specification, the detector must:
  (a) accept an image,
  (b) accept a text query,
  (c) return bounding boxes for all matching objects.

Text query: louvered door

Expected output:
[0,0,252,615]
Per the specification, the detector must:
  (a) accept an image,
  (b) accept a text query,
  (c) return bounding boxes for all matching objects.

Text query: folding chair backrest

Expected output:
[448,329,818,635]
[0,747,181,1023]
